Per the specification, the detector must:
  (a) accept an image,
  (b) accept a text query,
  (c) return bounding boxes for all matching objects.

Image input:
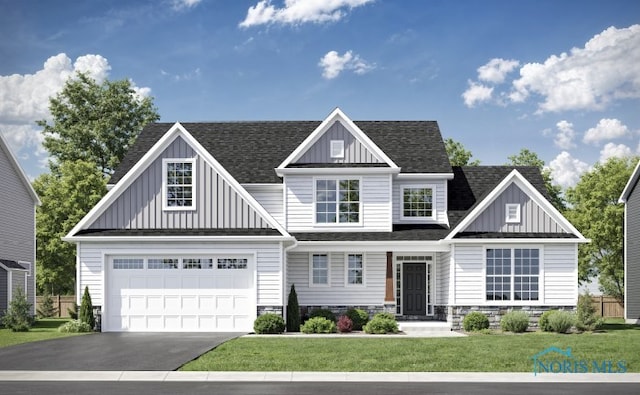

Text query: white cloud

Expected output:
[462,81,493,108]
[583,118,630,144]
[172,0,202,10]
[318,50,374,79]
[509,24,640,113]
[599,142,634,163]
[549,151,590,188]
[477,58,519,84]
[239,0,374,28]
[554,120,576,150]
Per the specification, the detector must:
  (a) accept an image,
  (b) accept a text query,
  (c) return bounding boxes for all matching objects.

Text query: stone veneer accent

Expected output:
[444,305,576,330]
[257,305,284,316]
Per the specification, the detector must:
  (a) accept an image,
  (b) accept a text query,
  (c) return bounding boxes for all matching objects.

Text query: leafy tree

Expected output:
[33,160,107,294]
[286,284,300,332]
[2,288,34,331]
[37,72,159,177]
[79,286,95,330]
[444,138,480,166]
[506,148,565,211]
[564,156,639,301]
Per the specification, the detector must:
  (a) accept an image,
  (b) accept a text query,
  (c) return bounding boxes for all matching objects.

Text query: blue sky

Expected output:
[1,0,639,188]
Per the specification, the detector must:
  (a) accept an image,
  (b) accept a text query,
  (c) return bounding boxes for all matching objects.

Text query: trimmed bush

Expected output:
[363,313,398,334]
[538,310,557,332]
[309,308,336,323]
[301,317,337,334]
[576,292,604,332]
[345,308,369,331]
[500,311,529,333]
[286,284,301,332]
[253,313,285,334]
[462,311,490,332]
[58,319,92,333]
[2,287,34,332]
[79,286,95,330]
[337,315,353,333]
[547,310,575,333]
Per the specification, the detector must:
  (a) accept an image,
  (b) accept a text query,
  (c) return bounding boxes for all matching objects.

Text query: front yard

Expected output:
[0,318,87,348]
[181,320,640,372]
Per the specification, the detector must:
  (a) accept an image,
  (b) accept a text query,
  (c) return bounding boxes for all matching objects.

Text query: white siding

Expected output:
[452,245,484,305]
[437,250,451,305]
[393,179,448,224]
[244,185,284,226]
[544,244,578,305]
[287,251,386,305]
[285,175,391,232]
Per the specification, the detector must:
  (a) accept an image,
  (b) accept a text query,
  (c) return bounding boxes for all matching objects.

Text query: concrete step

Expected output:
[398,321,452,332]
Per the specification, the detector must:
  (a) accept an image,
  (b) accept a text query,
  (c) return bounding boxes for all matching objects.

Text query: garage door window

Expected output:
[113,258,144,269]
[182,258,214,269]
[148,258,179,269]
[217,258,248,269]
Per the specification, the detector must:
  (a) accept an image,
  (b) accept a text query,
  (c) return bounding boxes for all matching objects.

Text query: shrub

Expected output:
[337,315,353,333]
[538,310,559,332]
[309,308,336,323]
[253,313,285,334]
[345,308,369,331]
[58,319,92,333]
[286,284,300,332]
[79,286,95,330]
[363,313,398,334]
[67,302,78,320]
[500,311,529,333]
[37,293,58,318]
[576,292,604,332]
[462,311,489,332]
[2,288,34,331]
[301,317,337,334]
[547,310,575,333]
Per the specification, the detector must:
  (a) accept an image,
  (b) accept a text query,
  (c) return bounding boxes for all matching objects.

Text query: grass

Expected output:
[0,318,88,348]
[181,320,640,372]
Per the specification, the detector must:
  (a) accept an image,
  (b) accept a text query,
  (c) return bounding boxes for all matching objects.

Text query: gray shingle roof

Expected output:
[0,259,27,270]
[74,229,282,237]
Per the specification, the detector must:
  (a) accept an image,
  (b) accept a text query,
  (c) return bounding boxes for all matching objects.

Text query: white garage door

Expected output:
[106,256,255,332]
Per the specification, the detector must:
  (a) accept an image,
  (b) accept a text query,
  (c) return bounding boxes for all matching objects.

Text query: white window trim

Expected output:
[505,203,521,223]
[162,158,197,211]
[309,253,331,287]
[313,177,363,227]
[344,253,365,287]
[330,140,344,159]
[400,184,436,221]
[483,245,544,305]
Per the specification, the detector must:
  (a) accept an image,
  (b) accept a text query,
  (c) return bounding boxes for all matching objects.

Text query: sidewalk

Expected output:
[1,371,639,382]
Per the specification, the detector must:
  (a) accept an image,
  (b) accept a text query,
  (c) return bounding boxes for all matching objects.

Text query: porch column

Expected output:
[385,251,394,302]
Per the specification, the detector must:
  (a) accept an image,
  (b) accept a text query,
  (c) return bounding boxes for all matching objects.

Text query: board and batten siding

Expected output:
[392,179,448,224]
[77,241,284,308]
[286,251,386,306]
[295,121,382,164]
[436,250,451,306]
[244,185,284,227]
[285,174,391,232]
[626,184,640,320]
[89,137,272,230]
[543,244,578,305]
[464,184,565,233]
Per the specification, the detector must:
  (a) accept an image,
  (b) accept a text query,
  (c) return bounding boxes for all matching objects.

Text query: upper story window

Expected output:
[163,159,196,210]
[330,140,344,158]
[402,186,434,219]
[315,179,360,224]
[505,203,521,223]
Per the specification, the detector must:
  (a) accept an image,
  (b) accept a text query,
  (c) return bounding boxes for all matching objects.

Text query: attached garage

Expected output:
[105,255,256,332]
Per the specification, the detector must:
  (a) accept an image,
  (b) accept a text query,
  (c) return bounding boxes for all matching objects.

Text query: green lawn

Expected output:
[181,321,640,372]
[0,318,88,348]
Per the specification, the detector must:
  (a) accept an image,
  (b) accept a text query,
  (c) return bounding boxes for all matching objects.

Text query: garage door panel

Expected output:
[147,296,163,312]
[182,296,198,312]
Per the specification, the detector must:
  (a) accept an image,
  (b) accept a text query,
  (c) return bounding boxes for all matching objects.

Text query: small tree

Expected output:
[286,284,300,332]
[576,292,604,331]
[2,288,34,331]
[67,302,78,320]
[37,292,58,318]
[79,286,95,330]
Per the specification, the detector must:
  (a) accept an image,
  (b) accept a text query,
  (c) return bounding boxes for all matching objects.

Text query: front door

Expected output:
[402,263,426,315]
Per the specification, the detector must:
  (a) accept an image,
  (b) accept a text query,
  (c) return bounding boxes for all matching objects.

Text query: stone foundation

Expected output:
[445,305,576,330]
[257,305,284,316]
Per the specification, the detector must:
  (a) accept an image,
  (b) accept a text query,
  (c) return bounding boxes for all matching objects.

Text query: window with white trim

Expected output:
[346,254,364,285]
[217,258,248,269]
[486,248,539,301]
[505,203,521,223]
[330,140,344,158]
[315,179,360,223]
[402,186,434,219]
[148,258,179,269]
[113,258,144,269]
[310,254,329,286]
[182,258,213,269]
[163,159,195,210]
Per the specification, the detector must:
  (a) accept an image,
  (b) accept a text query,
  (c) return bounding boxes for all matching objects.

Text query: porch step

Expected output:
[398,321,452,333]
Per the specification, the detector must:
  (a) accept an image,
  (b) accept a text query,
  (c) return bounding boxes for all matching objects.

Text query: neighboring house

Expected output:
[0,133,40,316]
[619,161,640,324]
[64,108,586,332]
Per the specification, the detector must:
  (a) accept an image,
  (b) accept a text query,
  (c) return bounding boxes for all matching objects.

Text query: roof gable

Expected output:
[0,133,40,205]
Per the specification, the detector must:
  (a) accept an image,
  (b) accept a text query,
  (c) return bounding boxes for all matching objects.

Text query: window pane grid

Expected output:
[486,248,539,301]
[166,161,194,207]
[217,258,248,269]
[182,258,213,269]
[312,254,328,285]
[113,258,144,269]
[316,179,359,223]
[403,187,433,217]
[347,254,363,285]
[148,258,179,269]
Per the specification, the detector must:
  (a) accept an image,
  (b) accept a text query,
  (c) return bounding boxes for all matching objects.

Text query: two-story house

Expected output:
[64,108,586,332]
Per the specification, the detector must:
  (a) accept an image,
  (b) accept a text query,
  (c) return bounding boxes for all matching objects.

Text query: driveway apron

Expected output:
[0,332,242,371]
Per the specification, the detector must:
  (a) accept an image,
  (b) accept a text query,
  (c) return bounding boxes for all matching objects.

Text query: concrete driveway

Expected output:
[0,332,242,371]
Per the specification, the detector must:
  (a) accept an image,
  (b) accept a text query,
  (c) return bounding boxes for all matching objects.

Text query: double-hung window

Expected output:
[315,179,360,224]
[163,159,195,210]
[310,254,329,286]
[401,186,434,219]
[346,254,364,285]
[486,248,539,301]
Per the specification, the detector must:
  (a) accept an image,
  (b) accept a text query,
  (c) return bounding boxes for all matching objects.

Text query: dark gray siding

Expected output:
[627,184,640,320]
[465,183,564,233]
[11,271,26,301]
[89,136,273,230]
[0,268,7,312]
[295,121,381,164]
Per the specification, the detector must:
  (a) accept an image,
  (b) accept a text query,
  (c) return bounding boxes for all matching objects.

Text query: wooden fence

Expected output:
[591,295,624,318]
[35,295,76,318]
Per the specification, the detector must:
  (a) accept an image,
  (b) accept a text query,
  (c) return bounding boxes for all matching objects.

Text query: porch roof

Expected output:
[292,224,450,241]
